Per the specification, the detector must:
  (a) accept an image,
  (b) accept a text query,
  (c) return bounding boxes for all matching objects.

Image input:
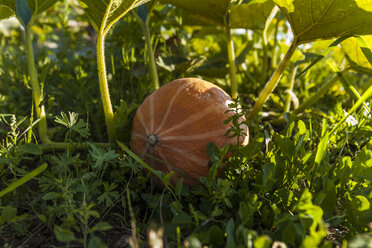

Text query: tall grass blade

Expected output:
[298,35,352,76]
[310,119,329,189]
[331,84,372,134]
[117,142,160,176]
[0,163,48,197]
[337,72,371,112]
[355,36,372,66]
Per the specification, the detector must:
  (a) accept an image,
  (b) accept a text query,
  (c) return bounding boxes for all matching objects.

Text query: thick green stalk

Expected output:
[144,23,159,90]
[247,41,297,120]
[225,24,237,99]
[135,13,159,90]
[25,24,51,144]
[97,33,116,144]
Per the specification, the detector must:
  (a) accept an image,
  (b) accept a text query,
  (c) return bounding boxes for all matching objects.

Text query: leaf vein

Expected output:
[296,0,335,38]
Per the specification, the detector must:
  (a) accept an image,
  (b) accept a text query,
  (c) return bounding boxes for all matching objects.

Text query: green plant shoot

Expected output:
[77,0,152,144]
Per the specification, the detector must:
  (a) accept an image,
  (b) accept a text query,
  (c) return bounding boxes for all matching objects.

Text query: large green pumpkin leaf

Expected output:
[1,0,58,14]
[16,0,32,26]
[0,0,58,24]
[77,0,151,34]
[163,0,274,29]
[161,0,231,26]
[0,0,15,11]
[0,5,14,20]
[230,0,275,30]
[274,0,372,44]
[342,36,372,74]
[26,0,59,15]
[0,1,16,20]
[180,9,225,26]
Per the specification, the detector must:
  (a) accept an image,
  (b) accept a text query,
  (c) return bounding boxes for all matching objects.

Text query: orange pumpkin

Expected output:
[131,78,249,185]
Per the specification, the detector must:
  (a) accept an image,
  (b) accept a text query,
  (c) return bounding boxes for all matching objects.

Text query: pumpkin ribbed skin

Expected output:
[131,78,249,185]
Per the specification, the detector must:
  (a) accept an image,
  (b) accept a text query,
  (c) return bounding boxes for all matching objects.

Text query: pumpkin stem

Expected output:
[25,20,52,144]
[148,134,159,146]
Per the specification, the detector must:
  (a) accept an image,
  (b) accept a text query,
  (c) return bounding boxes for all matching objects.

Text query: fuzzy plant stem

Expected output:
[25,23,51,144]
[247,41,297,120]
[96,33,116,144]
[225,24,238,99]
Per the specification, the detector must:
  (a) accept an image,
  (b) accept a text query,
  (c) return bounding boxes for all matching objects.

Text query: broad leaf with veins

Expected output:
[342,35,372,75]
[274,0,372,44]
[0,0,15,20]
[0,0,15,16]
[162,0,275,30]
[230,0,275,30]
[26,0,59,14]
[160,0,230,26]
[0,0,58,24]
[77,0,151,33]
[0,5,14,20]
